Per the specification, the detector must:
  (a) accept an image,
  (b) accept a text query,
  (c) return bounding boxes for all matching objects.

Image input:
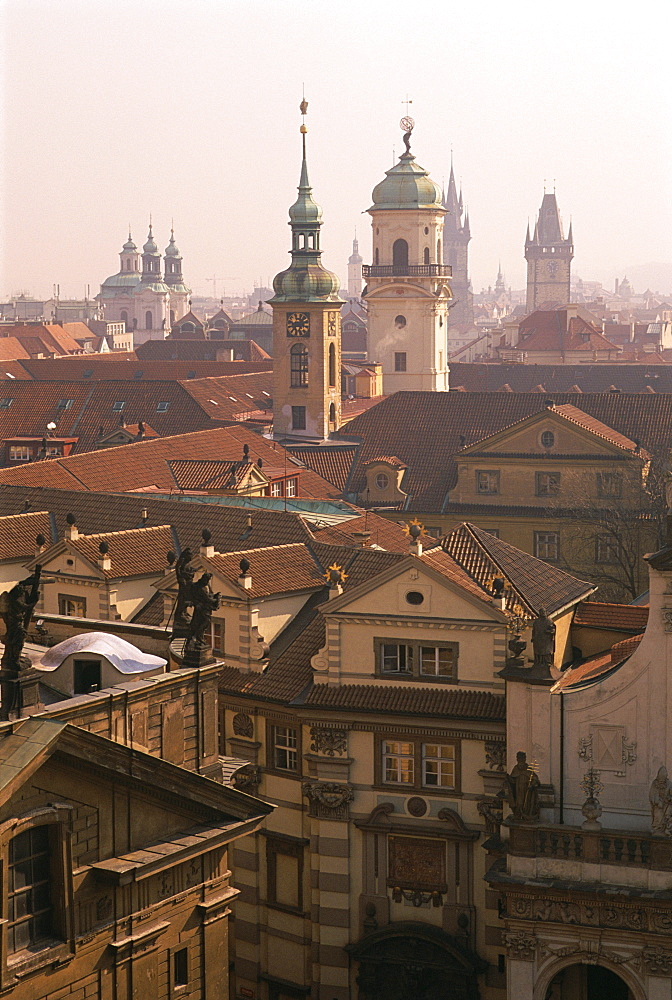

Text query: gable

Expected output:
[460,409,634,459]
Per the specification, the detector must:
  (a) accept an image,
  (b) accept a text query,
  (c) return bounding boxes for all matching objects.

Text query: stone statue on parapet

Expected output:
[0,566,42,675]
[186,572,221,655]
[650,766,672,836]
[504,751,541,822]
[532,606,555,669]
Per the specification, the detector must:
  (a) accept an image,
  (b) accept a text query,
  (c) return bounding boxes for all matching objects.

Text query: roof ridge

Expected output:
[75,524,173,540]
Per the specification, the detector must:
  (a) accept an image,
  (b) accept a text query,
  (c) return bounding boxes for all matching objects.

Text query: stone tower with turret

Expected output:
[442,161,472,327]
[525,192,574,313]
[364,121,452,393]
[269,105,343,441]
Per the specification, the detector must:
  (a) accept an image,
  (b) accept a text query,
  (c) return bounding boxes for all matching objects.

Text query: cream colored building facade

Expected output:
[364,126,452,393]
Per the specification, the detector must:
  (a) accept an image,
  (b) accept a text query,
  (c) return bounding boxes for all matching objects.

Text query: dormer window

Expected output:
[375,473,389,490]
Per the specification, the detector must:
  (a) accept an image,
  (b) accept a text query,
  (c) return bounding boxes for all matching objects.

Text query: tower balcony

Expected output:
[507,821,672,874]
[362,264,452,279]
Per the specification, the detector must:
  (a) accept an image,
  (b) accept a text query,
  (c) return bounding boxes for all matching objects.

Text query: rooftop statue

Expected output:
[0,566,42,675]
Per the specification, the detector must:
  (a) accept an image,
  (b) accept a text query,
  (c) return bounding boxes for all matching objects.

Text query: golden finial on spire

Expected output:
[300,86,308,134]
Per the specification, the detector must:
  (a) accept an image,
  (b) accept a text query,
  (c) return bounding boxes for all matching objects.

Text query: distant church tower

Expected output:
[442,160,472,327]
[347,235,363,299]
[525,191,574,312]
[364,120,452,393]
[270,103,343,441]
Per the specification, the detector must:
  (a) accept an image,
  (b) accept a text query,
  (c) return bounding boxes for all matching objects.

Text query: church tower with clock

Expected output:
[524,190,574,312]
[364,119,452,393]
[270,104,343,441]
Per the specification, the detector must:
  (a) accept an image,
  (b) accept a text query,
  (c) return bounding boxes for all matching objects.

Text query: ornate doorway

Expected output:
[348,922,482,1000]
[545,964,634,1000]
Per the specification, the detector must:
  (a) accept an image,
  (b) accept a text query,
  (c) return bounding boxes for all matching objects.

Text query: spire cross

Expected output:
[402,95,413,116]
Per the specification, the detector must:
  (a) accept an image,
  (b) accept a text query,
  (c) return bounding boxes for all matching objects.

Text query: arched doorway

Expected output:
[347,922,483,1000]
[392,239,409,273]
[545,964,635,1000]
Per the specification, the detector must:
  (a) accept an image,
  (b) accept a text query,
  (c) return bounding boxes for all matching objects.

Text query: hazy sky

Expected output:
[2,0,671,302]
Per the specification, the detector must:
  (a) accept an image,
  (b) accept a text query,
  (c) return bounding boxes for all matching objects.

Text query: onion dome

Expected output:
[164,228,181,258]
[269,121,342,304]
[143,224,160,255]
[123,230,137,251]
[370,150,443,212]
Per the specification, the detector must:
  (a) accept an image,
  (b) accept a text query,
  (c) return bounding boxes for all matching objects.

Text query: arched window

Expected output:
[375,247,379,265]
[120,310,128,325]
[392,239,408,273]
[170,309,175,325]
[328,343,336,387]
[145,311,152,330]
[424,246,430,265]
[329,402,336,424]
[437,239,441,261]
[290,344,309,387]
[181,322,195,335]
[126,260,130,271]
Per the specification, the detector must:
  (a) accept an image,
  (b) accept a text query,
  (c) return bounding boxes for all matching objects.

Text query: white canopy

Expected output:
[38,631,166,674]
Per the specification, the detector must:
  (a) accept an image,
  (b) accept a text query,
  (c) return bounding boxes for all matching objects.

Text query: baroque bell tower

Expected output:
[364,119,452,393]
[270,101,343,441]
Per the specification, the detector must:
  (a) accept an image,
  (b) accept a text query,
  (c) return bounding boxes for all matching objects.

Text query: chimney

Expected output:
[64,513,79,541]
[239,557,252,590]
[351,530,371,548]
[141,507,148,525]
[200,528,215,558]
[35,532,47,557]
[98,540,111,571]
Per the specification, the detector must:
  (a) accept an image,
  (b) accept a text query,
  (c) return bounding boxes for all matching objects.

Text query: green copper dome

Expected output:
[143,225,160,255]
[370,151,443,211]
[165,229,181,258]
[269,128,342,304]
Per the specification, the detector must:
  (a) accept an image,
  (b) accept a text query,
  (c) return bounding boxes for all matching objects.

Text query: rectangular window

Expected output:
[376,639,458,681]
[9,446,31,461]
[266,835,304,913]
[285,478,297,498]
[7,826,52,954]
[379,737,459,792]
[270,481,282,497]
[597,472,622,498]
[291,406,306,430]
[111,401,125,411]
[535,472,561,496]
[270,725,298,772]
[534,531,559,562]
[383,740,415,784]
[596,533,618,564]
[58,594,87,617]
[476,470,500,494]
[173,947,188,988]
[422,743,456,788]
[380,642,413,674]
[210,620,224,655]
[394,352,407,372]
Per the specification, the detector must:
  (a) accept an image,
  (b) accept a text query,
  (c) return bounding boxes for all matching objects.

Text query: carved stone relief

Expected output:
[232,712,253,738]
[649,765,672,836]
[309,726,347,757]
[484,740,506,772]
[639,945,672,976]
[302,780,353,820]
[233,764,261,791]
[502,929,536,961]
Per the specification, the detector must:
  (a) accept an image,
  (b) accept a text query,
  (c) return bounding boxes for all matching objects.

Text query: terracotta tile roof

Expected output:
[130,590,165,626]
[207,543,326,598]
[0,510,52,560]
[448,362,672,395]
[0,324,84,356]
[287,445,359,491]
[0,427,340,498]
[168,459,258,491]
[552,633,643,692]
[0,483,315,553]
[419,546,500,607]
[0,362,32,379]
[573,601,649,632]
[338,391,672,513]
[135,339,271,362]
[302,683,505,720]
[17,358,272,380]
[68,525,174,578]
[517,309,619,353]
[368,455,408,468]
[310,513,439,553]
[441,522,594,616]
[0,339,30,360]
[551,404,645,453]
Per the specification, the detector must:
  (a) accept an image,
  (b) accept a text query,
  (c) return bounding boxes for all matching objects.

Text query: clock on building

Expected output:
[286,312,310,337]
[328,311,338,336]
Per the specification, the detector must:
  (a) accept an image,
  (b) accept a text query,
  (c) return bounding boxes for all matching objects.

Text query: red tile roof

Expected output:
[68,525,175,578]
[0,427,340,497]
[311,513,439,553]
[207,543,325,598]
[573,601,649,632]
[338,391,672,513]
[302,683,505,720]
[287,445,359,491]
[0,510,52,560]
[552,633,643,692]
[16,358,272,380]
[448,362,672,395]
[517,309,620,353]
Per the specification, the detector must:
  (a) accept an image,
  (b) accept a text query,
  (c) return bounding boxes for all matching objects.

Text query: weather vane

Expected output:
[400,96,415,155]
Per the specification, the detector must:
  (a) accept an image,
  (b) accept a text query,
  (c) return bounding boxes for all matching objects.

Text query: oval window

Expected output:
[395,315,407,328]
[406,591,424,605]
[375,473,389,490]
[541,430,555,448]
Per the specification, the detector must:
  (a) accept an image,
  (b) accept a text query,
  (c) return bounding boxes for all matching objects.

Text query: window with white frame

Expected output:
[383,740,414,784]
[380,737,459,791]
[269,725,298,772]
[9,446,31,461]
[375,639,458,681]
[285,478,297,497]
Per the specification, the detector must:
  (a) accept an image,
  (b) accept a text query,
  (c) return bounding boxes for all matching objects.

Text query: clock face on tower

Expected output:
[286,311,310,337]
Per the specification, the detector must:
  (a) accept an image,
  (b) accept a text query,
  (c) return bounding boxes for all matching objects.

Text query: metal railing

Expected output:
[362,264,452,278]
